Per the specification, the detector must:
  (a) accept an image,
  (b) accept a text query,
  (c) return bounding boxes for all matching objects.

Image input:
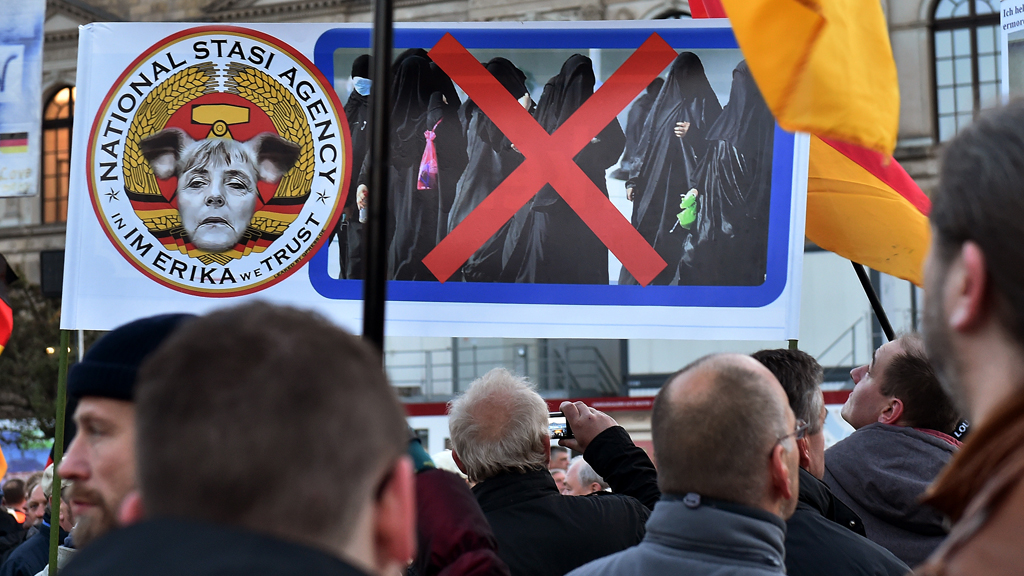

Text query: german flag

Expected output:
[807,137,930,286]
[0,254,17,357]
[0,133,28,154]
[695,0,929,285]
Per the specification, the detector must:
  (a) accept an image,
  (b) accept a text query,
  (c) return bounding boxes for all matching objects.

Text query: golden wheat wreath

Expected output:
[121,62,315,263]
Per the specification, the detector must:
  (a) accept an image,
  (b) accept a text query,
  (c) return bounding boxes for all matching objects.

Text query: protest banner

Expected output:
[0,0,45,198]
[1004,0,1024,98]
[62,21,809,340]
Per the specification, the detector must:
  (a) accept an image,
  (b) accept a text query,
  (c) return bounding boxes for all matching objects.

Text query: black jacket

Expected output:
[474,427,655,576]
[61,518,370,576]
[0,513,68,576]
[0,511,26,566]
[786,468,910,576]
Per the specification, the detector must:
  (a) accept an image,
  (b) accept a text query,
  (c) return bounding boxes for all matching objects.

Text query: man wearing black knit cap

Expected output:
[59,314,193,547]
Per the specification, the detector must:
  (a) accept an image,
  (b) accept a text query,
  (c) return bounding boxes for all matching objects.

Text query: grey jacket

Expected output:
[566,495,786,576]
[824,423,958,567]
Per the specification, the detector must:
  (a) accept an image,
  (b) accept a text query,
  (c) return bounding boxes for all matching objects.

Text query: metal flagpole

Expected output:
[851,261,895,342]
[48,330,70,574]
[361,0,394,353]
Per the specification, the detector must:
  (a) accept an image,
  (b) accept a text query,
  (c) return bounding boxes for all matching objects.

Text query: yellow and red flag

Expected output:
[692,0,930,285]
[0,254,17,357]
[807,137,930,286]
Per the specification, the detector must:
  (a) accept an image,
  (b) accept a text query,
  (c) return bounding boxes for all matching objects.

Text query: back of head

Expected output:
[569,456,608,491]
[752,349,824,434]
[882,334,961,433]
[448,368,548,483]
[933,99,1024,348]
[652,354,790,507]
[135,302,407,548]
[2,479,24,506]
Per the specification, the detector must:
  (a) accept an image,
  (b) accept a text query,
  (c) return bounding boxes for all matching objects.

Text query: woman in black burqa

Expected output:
[674,59,775,286]
[430,62,469,246]
[501,54,625,284]
[386,55,468,280]
[448,57,531,282]
[611,77,664,181]
[619,52,721,285]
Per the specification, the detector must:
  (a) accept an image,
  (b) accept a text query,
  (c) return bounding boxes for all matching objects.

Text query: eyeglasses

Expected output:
[777,419,809,445]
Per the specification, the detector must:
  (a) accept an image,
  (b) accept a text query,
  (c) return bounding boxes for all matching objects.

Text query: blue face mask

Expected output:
[353,77,372,96]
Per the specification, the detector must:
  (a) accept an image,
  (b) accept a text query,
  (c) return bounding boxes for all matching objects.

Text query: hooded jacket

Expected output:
[60,518,370,576]
[824,422,958,566]
[787,468,909,576]
[566,495,787,576]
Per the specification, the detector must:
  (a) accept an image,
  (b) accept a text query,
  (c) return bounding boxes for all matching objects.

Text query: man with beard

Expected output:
[915,100,1024,575]
[58,314,194,548]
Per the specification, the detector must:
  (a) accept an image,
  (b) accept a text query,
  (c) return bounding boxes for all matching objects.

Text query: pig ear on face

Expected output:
[249,133,301,184]
[139,128,194,180]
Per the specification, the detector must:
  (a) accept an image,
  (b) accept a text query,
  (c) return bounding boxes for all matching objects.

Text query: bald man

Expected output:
[567,354,801,576]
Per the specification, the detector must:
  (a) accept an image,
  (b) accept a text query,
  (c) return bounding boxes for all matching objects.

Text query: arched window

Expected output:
[932,0,1000,141]
[41,86,75,223]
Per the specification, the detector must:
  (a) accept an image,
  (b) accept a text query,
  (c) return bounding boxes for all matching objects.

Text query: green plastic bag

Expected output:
[677,189,698,230]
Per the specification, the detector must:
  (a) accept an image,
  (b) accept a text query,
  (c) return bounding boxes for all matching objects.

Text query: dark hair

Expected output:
[752,349,825,434]
[881,335,961,433]
[135,302,407,546]
[652,354,789,507]
[933,99,1024,347]
[2,479,25,505]
[550,446,568,457]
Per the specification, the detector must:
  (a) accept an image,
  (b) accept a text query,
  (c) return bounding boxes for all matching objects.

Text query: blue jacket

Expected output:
[567,494,787,576]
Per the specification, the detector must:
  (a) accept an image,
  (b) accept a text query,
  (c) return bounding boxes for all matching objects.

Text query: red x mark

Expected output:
[422,34,677,286]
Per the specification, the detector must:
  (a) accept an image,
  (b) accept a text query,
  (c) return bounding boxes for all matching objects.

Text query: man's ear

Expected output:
[139,128,192,180]
[373,456,416,573]
[879,397,904,426]
[451,449,467,475]
[948,241,990,332]
[795,436,811,471]
[769,443,794,504]
[249,133,300,184]
[589,482,603,494]
[118,490,145,526]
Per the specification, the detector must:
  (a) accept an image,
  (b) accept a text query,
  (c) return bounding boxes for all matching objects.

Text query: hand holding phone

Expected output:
[557,401,618,452]
[548,412,574,440]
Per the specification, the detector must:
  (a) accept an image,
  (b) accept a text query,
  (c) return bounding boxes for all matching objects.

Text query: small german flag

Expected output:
[0,254,17,357]
[0,133,28,154]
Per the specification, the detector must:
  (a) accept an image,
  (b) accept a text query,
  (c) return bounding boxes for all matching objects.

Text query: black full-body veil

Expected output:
[612,77,663,180]
[619,52,721,285]
[675,60,775,286]
[430,62,469,246]
[387,55,458,281]
[448,58,529,282]
[501,54,625,284]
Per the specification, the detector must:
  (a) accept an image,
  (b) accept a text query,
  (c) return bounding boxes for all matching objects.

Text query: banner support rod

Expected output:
[48,329,70,575]
[852,261,895,342]
[361,0,394,353]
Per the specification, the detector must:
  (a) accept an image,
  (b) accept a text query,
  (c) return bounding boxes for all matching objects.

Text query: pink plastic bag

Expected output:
[417,118,443,190]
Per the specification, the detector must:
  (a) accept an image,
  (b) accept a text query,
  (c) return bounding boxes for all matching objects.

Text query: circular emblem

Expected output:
[87,26,350,297]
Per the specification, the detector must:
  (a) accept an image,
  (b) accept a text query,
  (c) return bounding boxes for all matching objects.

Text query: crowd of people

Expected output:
[336,50,774,285]
[6,97,1024,575]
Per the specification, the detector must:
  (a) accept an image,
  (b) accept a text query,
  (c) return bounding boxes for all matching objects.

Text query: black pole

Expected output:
[361,0,393,352]
[852,262,895,342]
